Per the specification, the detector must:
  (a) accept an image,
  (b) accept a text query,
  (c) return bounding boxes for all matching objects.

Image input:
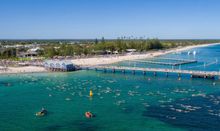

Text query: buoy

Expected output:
[90,90,93,97]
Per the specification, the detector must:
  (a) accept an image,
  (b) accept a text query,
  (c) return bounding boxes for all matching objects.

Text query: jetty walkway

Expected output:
[129,58,197,66]
[82,65,220,79]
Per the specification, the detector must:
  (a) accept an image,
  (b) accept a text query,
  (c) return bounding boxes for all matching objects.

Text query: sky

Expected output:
[0,0,220,39]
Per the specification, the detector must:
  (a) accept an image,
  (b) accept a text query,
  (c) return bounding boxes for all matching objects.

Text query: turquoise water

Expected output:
[114,44,220,71]
[1,44,220,131]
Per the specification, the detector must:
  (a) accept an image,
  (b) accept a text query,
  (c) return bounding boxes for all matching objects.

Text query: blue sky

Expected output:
[0,0,219,39]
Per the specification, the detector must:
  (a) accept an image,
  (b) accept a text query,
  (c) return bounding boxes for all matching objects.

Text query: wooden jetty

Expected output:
[82,65,219,79]
[157,57,196,62]
[129,58,197,66]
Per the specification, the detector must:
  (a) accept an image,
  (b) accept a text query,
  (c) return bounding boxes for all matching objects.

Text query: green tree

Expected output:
[101,37,105,44]
[95,38,98,44]
[44,47,57,58]
[1,48,17,58]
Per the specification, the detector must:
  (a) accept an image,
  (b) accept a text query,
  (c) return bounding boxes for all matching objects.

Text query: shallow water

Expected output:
[1,44,220,131]
[114,44,220,72]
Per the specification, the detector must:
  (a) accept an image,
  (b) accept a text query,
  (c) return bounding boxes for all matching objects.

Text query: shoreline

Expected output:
[0,66,47,75]
[0,43,219,75]
[72,43,220,66]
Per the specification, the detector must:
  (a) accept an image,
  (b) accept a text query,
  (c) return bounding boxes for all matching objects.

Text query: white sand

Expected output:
[0,43,219,75]
[0,66,46,74]
[72,43,220,66]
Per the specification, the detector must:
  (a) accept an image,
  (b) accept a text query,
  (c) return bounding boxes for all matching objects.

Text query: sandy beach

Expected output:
[0,43,219,74]
[0,66,46,74]
[72,43,220,66]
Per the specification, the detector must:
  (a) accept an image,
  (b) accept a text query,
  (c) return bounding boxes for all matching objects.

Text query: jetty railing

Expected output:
[82,65,220,79]
[128,58,197,66]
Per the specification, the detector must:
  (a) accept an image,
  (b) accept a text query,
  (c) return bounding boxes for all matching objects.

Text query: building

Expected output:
[44,60,78,71]
[27,47,43,52]
[18,47,43,58]
[126,49,137,55]
[19,51,38,57]
[113,50,119,54]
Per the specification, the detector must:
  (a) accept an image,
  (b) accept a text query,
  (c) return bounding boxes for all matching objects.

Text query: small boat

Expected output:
[187,51,191,55]
[36,108,47,117]
[85,112,93,118]
[193,51,197,56]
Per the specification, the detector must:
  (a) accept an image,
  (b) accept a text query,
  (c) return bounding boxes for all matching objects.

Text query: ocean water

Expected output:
[114,44,220,71]
[1,44,220,131]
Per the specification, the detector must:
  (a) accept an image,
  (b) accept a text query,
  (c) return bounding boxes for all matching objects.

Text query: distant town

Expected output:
[1,39,219,60]
[0,38,219,73]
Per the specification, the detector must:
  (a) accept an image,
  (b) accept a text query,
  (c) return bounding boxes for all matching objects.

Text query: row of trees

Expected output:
[0,48,17,59]
[42,39,165,57]
[1,38,219,59]
[29,38,220,58]
[42,44,90,57]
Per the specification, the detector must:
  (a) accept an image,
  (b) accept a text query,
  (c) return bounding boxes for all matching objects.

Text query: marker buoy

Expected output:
[90,90,93,97]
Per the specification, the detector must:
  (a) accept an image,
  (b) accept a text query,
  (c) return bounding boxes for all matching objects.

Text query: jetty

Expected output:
[129,58,197,66]
[82,65,220,79]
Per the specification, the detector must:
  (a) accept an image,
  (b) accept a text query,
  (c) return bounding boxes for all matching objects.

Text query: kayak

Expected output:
[36,112,45,116]
[36,110,47,117]
[85,112,93,118]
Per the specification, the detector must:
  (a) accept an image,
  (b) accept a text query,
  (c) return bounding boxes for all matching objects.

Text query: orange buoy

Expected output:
[89,90,93,97]
[85,112,93,118]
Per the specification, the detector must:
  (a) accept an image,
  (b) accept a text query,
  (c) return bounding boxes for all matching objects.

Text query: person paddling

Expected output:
[85,112,93,118]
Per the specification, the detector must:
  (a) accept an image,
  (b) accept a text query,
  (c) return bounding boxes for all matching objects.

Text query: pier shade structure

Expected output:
[44,60,78,71]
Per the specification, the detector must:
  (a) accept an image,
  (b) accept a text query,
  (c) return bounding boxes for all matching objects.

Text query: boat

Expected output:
[193,51,197,56]
[187,51,191,55]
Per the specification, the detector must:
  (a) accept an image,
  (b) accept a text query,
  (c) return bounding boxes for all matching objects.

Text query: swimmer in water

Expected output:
[213,82,216,86]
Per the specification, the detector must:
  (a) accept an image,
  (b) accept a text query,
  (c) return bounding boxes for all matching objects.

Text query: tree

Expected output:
[95,38,98,44]
[116,39,126,52]
[147,39,163,49]
[1,48,17,58]
[101,37,105,44]
[44,47,57,58]
[73,44,83,55]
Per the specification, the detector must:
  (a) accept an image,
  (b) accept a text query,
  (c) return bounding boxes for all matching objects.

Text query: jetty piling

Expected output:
[129,58,197,66]
[166,72,168,77]
[178,73,181,78]
[132,70,135,75]
[83,65,219,80]
[113,68,116,73]
[154,72,157,76]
